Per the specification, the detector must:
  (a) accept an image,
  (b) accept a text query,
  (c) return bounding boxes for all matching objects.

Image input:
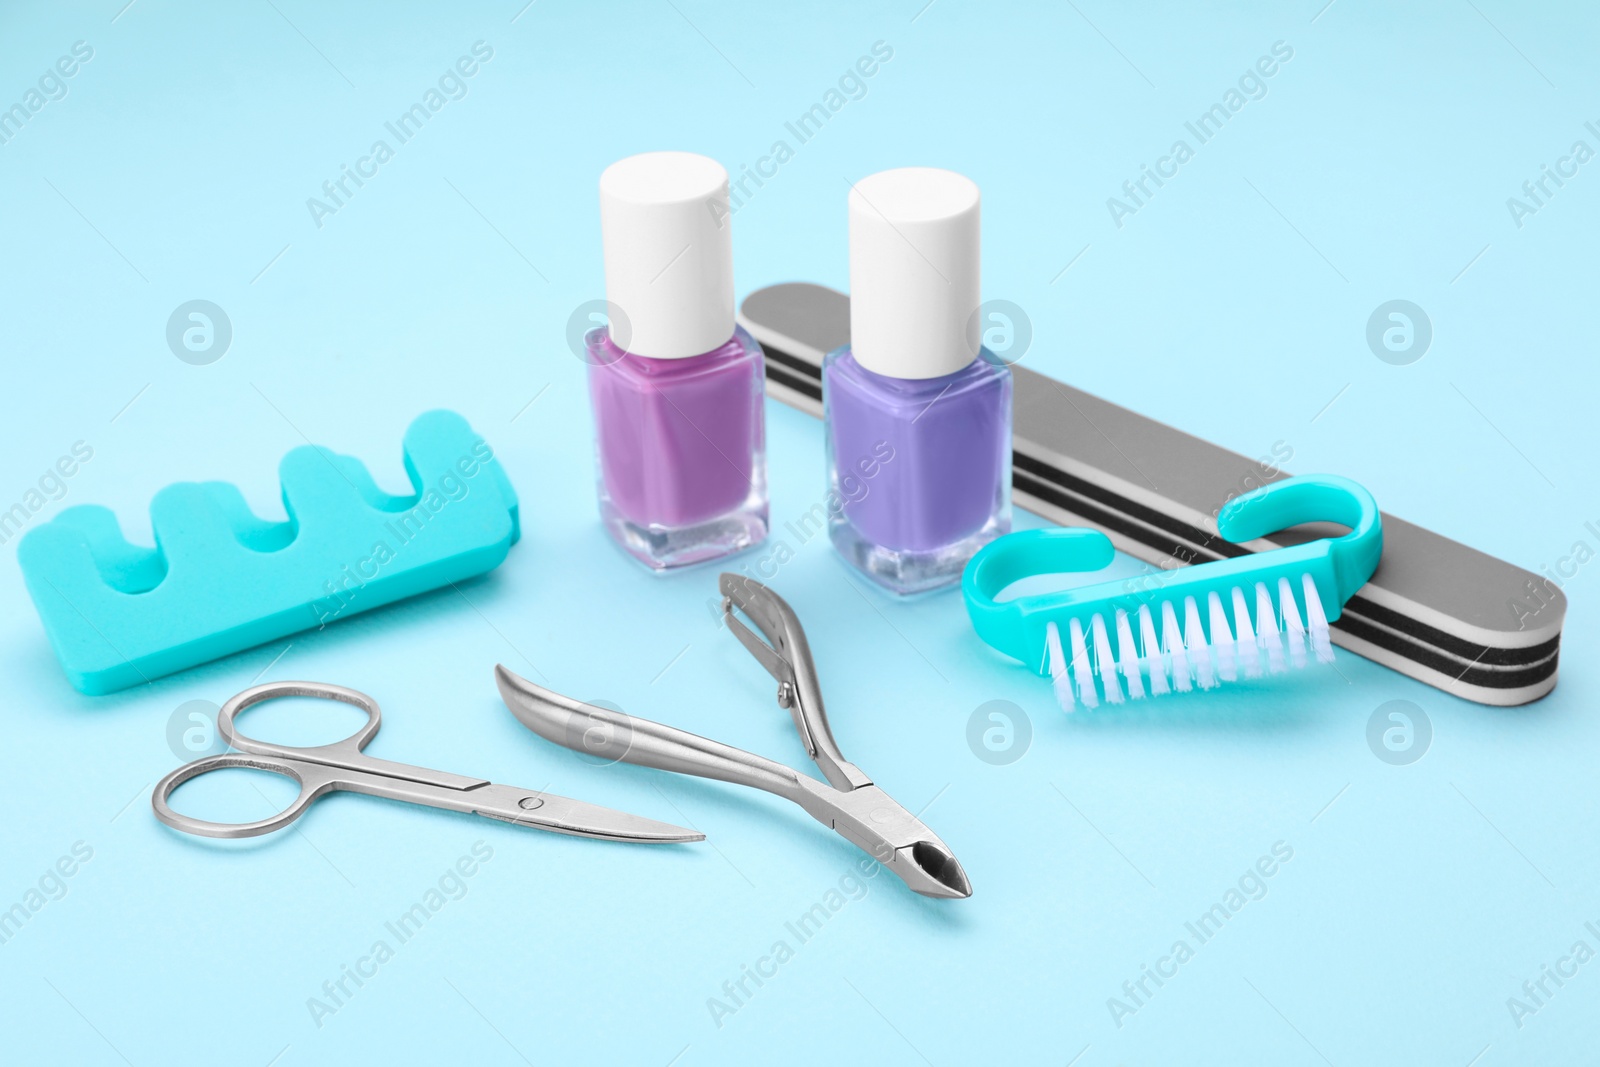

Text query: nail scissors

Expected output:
[152,680,704,843]
[495,574,973,899]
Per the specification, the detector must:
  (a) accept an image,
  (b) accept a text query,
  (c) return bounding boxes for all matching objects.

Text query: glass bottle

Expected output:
[588,151,768,570]
[823,167,1011,594]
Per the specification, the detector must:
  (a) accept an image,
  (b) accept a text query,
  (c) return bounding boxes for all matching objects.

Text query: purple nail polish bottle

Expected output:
[823,167,1012,595]
[587,152,769,571]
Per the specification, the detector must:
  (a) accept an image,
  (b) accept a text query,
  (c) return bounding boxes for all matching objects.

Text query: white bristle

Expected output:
[1069,616,1098,709]
[1034,570,1337,711]
[1257,582,1286,673]
[1279,576,1307,668]
[1232,586,1261,678]
[1162,600,1191,692]
[1303,574,1334,663]
[1114,609,1146,699]
[1185,596,1216,689]
[1090,613,1124,704]
[1045,621,1074,712]
[1208,591,1237,682]
[1139,604,1169,696]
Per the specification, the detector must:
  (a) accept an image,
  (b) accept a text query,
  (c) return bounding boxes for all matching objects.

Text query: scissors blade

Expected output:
[466,783,704,844]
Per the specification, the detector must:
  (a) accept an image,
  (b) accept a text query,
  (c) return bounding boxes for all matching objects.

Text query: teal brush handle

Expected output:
[963,474,1382,673]
[965,527,1115,670]
[1216,473,1380,604]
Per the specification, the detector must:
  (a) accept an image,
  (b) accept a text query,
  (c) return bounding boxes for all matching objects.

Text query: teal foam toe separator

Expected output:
[18,410,520,695]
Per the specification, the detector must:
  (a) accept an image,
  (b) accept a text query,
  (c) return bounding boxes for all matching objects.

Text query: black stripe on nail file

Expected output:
[763,343,826,383]
[763,359,822,403]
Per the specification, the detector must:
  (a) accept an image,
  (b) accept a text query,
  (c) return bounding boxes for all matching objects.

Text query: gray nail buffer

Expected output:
[738,282,1563,707]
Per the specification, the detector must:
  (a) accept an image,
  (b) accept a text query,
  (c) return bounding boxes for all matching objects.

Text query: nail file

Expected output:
[738,282,1563,706]
[18,410,520,695]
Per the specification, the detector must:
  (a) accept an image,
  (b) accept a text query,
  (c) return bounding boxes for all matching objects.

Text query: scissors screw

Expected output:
[518,796,545,810]
[776,681,794,708]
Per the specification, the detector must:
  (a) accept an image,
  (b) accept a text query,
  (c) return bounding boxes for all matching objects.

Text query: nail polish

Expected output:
[823,167,1012,594]
[588,151,769,571]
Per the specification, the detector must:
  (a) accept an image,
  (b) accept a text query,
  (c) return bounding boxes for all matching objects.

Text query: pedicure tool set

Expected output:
[15,153,1564,901]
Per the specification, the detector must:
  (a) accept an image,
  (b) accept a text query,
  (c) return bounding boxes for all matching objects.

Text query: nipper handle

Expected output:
[494,665,805,801]
[719,574,871,793]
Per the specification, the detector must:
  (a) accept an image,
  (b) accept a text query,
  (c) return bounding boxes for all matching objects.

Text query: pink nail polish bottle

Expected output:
[587,152,769,571]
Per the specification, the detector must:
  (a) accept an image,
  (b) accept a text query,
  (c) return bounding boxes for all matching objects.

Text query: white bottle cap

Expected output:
[599,151,735,359]
[848,167,981,379]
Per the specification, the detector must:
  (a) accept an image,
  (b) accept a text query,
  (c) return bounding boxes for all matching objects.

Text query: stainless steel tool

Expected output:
[495,574,973,899]
[152,680,703,843]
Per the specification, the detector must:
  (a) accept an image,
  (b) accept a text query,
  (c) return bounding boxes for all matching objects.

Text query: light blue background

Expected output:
[1,1,1595,1063]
